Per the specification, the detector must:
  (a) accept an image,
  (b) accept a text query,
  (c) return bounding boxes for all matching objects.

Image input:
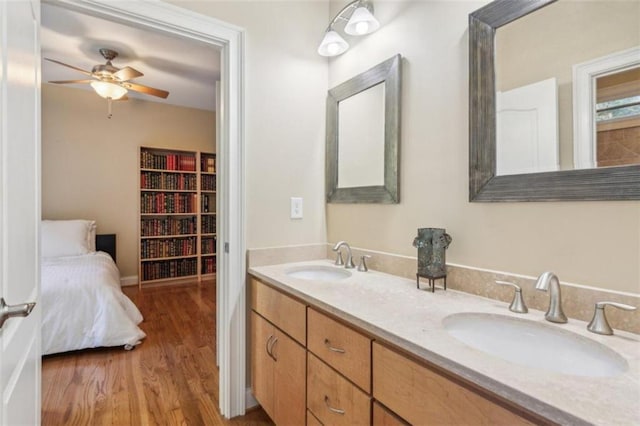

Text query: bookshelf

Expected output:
[200,152,217,276]
[139,147,216,287]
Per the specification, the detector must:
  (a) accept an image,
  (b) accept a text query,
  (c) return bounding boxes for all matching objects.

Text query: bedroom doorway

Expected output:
[40,0,247,419]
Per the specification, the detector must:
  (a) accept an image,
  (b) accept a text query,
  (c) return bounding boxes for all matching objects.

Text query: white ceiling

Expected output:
[41,4,221,112]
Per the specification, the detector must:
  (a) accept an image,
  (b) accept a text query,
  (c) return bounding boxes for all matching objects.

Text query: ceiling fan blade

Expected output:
[48,79,94,84]
[44,58,93,76]
[124,82,169,99]
[113,66,144,82]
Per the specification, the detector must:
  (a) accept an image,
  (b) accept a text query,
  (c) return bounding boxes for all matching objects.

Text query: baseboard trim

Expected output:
[245,388,258,410]
[120,275,138,287]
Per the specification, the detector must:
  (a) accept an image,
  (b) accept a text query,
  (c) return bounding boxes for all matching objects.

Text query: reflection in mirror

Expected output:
[326,54,401,204]
[338,82,385,188]
[494,0,640,176]
[596,67,640,168]
[468,0,640,201]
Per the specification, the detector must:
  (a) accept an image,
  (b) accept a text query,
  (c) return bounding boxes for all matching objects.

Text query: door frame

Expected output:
[43,0,247,417]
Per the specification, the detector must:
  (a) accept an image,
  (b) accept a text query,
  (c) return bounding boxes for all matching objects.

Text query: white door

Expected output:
[496,77,559,175]
[0,0,42,424]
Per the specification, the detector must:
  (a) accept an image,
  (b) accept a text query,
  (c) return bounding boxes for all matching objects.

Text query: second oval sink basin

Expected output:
[286,265,352,281]
[443,313,628,378]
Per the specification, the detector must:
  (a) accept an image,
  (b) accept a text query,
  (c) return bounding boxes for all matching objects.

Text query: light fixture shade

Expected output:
[344,6,380,36]
[90,81,128,100]
[318,30,349,57]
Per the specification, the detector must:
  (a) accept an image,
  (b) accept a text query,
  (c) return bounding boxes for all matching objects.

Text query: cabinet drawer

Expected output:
[307,308,371,392]
[251,277,306,344]
[372,342,532,425]
[307,352,371,426]
[373,401,408,426]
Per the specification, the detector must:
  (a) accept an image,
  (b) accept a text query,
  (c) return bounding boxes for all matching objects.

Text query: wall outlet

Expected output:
[290,197,303,219]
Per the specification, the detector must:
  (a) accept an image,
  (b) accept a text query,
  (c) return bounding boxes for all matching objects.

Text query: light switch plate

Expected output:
[290,197,303,219]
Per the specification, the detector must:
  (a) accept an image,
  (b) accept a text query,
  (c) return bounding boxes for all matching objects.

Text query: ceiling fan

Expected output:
[45,48,169,110]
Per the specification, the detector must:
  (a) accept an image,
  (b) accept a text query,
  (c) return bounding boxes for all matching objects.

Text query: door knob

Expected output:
[0,298,35,329]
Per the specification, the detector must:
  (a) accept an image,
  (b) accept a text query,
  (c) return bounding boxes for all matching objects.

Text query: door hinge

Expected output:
[224,242,230,253]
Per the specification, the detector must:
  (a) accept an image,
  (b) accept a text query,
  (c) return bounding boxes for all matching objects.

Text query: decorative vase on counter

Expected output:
[413,228,452,278]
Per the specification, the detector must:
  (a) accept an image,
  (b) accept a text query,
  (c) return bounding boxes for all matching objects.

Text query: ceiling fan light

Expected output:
[344,6,380,35]
[90,81,128,100]
[318,30,349,57]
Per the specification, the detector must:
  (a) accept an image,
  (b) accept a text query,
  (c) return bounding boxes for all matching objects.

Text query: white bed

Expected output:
[40,220,145,355]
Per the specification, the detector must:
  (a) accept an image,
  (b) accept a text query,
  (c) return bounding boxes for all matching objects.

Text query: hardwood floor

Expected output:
[42,281,274,426]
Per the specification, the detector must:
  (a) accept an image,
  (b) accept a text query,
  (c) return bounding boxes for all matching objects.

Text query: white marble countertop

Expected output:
[249,259,640,426]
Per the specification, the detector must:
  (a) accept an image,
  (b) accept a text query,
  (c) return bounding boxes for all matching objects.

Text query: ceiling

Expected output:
[41,4,221,112]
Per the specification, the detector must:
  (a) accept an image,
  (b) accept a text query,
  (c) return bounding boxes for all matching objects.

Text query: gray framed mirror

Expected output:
[469,0,640,201]
[326,54,401,203]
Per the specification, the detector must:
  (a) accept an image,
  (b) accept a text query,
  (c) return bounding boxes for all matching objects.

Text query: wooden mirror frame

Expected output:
[326,54,401,204]
[469,0,640,202]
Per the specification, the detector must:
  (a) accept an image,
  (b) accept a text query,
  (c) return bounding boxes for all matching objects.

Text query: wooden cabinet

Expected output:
[307,352,371,426]
[138,147,217,287]
[251,312,306,426]
[251,279,306,425]
[250,276,537,426]
[372,342,532,425]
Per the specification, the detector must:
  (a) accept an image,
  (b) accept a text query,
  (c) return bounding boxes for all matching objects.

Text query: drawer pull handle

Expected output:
[324,338,346,354]
[324,396,345,415]
[270,337,279,361]
[266,335,277,361]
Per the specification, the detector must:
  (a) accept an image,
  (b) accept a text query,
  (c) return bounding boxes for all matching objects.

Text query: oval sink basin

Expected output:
[443,313,628,377]
[286,265,352,281]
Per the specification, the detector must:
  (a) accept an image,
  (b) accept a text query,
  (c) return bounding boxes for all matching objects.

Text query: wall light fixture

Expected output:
[318,0,380,57]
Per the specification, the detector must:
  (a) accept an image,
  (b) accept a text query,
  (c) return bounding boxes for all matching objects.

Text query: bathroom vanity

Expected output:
[249,260,639,426]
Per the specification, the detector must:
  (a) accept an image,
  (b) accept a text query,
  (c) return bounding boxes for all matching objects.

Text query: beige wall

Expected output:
[168,0,329,250]
[41,84,215,277]
[496,0,640,170]
[326,1,640,294]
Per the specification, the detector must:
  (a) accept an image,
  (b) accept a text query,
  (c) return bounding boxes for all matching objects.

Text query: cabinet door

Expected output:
[251,312,275,419]
[272,328,306,426]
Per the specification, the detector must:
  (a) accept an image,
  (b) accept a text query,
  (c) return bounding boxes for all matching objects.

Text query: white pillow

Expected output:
[41,220,96,258]
[87,221,97,252]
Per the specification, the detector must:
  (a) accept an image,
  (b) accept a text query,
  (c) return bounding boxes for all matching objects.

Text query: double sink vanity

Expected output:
[249,259,639,425]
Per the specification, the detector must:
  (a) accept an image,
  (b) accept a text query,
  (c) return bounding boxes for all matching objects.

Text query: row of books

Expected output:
[202,215,216,234]
[141,217,197,237]
[201,175,216,191]
[202,257,216,274]
[141,258,198,281]
[141,172,197,191]
[140,237,197,259]
[201,236,217,255]
[201,155,216,173]
[141,193,197,214]
[141,151,197,171]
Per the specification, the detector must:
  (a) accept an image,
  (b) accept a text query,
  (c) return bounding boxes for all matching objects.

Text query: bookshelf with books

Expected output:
[139,147,217,287]
[200,152,217,276]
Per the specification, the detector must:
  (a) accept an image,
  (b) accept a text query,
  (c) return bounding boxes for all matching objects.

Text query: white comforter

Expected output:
[41,252,146,355]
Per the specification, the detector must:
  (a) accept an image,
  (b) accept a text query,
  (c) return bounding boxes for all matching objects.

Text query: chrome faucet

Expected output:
[535,272,568,323]
[332,241,355,269]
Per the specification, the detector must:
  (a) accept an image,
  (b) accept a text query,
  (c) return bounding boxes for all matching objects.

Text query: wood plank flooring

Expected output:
[42,281,273,426]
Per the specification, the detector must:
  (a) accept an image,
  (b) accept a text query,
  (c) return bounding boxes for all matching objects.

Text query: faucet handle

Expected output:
[587,301,637,335]
[334,251,344,266]
[495,281,528,314]
[357,255,371,272]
